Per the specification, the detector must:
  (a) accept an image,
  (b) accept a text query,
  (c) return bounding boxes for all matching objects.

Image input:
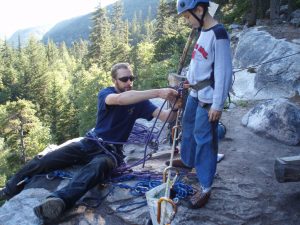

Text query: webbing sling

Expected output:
[189,79,212,91]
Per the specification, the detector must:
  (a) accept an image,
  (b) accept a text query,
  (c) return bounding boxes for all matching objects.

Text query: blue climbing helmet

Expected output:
[177,0,209,15]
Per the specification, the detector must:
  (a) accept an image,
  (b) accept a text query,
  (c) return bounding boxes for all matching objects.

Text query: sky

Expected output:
[0,0,118,39]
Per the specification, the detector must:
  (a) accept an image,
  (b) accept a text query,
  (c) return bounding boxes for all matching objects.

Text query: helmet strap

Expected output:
[189,5,208,29]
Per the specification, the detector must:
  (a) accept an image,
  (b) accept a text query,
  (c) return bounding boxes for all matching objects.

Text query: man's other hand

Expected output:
[208,108,222,122]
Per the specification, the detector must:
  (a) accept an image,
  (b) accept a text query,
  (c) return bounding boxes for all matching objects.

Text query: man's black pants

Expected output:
[5,138,116,209]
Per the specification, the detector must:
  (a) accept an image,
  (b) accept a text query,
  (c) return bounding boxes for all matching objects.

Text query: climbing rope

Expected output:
[127,122,160,149]
[233,51,300,73]
[45,169,196,211]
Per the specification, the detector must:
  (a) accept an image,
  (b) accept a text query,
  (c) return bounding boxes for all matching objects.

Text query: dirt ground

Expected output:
[258,19,300,43]
[130,102,300,225]
[202,102,300,225]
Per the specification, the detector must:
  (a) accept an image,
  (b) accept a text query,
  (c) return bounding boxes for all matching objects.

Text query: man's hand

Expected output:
[158,88,178,102]
[174,97,182,109]
[208,108,222,122]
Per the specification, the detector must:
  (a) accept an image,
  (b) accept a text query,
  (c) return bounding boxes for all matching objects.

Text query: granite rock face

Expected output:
[232,27,300,100]
[242,98,300,145]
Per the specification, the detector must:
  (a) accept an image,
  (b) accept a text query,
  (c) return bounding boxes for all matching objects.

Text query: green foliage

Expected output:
[110,43,132,66]
[137,60,173,89]
[88,6,112,71]
[0,100,51,166]
[235,100,249,107]
[70,39,88,64]
[18,37,49,116]
[0,41,18,103]
[154,34,187,61]
[76,65,112,135]
[220,0,251,24]
[0,148,10,187]
[136,42,155,67]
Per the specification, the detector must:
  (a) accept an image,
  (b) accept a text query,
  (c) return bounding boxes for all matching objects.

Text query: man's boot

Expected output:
[188,187,211,209]
[165,159,192,170]
[34,197,65,221]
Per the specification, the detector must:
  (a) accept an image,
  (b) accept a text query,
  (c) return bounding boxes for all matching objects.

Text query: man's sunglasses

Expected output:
[118,76,135,82]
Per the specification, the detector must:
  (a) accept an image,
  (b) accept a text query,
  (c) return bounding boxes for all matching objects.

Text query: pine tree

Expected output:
[59,42,77,75]
[109,2,131,66]
[154,0,169,41]
[130,12,139,45]
[46,40,59,66]
[47,77,64,142]
[70,39,88,64]
[0,41,18,103]
[143,6,155,42]
[111,1,125,43]
[76,66,111,135]
[87,3,112,71]
[0,99,51,166]
[20,37,49,114]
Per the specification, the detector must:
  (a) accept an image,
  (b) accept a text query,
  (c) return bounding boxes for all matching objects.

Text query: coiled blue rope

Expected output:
[112,179,195,199]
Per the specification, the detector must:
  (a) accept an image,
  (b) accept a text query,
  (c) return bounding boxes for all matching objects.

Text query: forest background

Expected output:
[0,0,299,188]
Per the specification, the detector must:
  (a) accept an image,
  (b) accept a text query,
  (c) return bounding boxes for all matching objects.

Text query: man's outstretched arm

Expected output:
[105,88,178,106]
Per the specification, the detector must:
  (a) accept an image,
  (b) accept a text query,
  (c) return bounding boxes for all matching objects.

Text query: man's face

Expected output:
[114,68,134,93]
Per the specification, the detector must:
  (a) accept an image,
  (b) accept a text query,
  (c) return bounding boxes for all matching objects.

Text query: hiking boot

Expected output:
[34,197,65,221]
[188,188,211,209]
[0,188,10,201]
[165,159,192,170]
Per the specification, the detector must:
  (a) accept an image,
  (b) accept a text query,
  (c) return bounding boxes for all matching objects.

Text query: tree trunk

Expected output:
[248,0,258,26]
[19,123,26,164]
[259,0,270,18]
[270,0,280,20]
[288,0,296,20]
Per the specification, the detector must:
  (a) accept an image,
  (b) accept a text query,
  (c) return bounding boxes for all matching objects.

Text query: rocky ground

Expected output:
[257,19,300,43]
[1,101,299,225]
[61,102,300,225]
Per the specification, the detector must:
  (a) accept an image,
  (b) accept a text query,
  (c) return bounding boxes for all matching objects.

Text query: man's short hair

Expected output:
[111,63,131,79]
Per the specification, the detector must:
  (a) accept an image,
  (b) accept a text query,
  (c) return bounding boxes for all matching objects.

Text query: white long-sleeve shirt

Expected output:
[188,24,232,111]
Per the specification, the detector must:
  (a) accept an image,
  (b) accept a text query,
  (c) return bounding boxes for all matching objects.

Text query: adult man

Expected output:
[0,62,179,222]
[176,0,232,208]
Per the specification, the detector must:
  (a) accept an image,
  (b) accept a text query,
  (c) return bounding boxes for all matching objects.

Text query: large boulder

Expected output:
[242,99,300,145]
[232,27,300,100]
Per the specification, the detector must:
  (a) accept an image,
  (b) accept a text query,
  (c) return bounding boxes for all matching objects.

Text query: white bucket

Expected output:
[145,183,176,225]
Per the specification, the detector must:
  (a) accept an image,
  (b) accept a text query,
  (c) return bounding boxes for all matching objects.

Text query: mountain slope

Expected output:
[8,25,53,47]
[42,14,91,46]
[6,0,160,47]
[43,0,159,46]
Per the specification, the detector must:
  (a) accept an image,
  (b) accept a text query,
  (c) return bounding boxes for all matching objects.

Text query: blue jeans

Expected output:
[181,95,220,188]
